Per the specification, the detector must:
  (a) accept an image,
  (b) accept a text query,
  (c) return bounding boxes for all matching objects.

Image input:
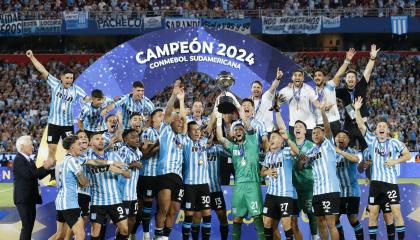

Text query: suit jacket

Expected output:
[13,153,49,204]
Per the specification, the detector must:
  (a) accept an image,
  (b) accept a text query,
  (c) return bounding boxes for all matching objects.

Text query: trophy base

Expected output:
[217,96,237,114]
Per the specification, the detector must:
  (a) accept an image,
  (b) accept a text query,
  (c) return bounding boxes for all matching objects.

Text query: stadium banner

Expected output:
[22,19,62,34]
[144,16,162,29]
[63,11,89,30]
[391,16,408,35]
[0,167,13,183]
[201,18,251,34]
[0,21,23,36]
[262,16,322,34]
[0,12,19,24]
[96,18,143,30]
[164,17,201,29]
[322,16,341,28]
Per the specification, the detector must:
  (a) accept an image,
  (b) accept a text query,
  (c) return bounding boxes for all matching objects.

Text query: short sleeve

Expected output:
[326,80,336,90]
[69,157,82,175]
[78,105,88,120]
[262,154,270,167]
[75,85,87,101]
[115,94,128,108]
[364,131,376,145]
[278,87,291,101]
[392,139,406,156]
[47,74,60,88]
[259,122,268,137]
[307,86,318,102]
[144,97,155,112]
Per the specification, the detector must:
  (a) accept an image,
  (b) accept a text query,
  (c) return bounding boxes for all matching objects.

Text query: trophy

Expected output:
[269,92,287,112]
[216,71,236,114]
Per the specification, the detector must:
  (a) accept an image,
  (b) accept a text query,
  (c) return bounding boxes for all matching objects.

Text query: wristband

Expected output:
[344,59,350,64]
[370,57,376,61]
[275,77,281,81]
[108,160,114,165]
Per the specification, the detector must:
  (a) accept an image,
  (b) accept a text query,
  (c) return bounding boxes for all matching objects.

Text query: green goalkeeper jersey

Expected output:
[292,139,315,190]
[227,131,260,183]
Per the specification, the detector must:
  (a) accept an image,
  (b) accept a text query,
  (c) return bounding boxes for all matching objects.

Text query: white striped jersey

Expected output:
[335,147,360,197]
[78,97,114,132]
[77,152,90,196]
[115,94,155,129]
[157,122,186,177]
[262,147,294,197]
[364,131,406,184]
[86,149,124,206]
[47,74,87,126]
[183,137,209,185]
[55,154,83,210]
[103,131,124,153]
[140,126,160,176]
[207,144,231,192]
[118,145,142,201]
[232,117,267,143]
[307,138,341,195]
[186,115,209,127]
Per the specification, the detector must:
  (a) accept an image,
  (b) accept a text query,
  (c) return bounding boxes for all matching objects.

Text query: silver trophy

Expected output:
[216,71,236,114]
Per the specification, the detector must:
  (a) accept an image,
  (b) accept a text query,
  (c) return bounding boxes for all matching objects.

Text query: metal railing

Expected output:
[3,7,419,21]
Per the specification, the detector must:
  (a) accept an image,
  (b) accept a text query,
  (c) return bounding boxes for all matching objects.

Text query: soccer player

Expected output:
[215,99,265,240]
[273,100,318,240]
[129,112,144,135]
[119,129,143,240]
[136,108,162,240]
[181,121,212,240]
[78,89,114,138]
[86,132,131,240]
[336,44,379,149]
[334,130,364,240]
[261,126,299,240]
[155,80,187,240]
[313,48,356,136]
[109,81,155,130]
[55,135,90,240]
[103,114,124,152]
[298,107,341,240]
[354,97,411,240]
[186,100,209,127]
[278,69,321,138]
[254,67,283,132]
[26,50,90,183]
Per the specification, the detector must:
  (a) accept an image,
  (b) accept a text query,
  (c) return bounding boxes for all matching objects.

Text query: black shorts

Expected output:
[56,208,81,228]
[183,184,211,211]
[292,199,299,216]
[123,201,138,216]
[47,124,74,144]
[210,191,227,211]
[367,201,392,214]
[368,180,400,206]
[85,130,106,139]
[78,193,91,216]
[90,204,127,224]
[263,194,293,219]
[312,192,340,216]
[137,175,157,199]
[339,197,360,215]
[157,173,184,202]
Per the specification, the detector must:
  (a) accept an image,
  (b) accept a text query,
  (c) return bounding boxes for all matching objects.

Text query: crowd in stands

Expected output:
[1,0,419,18]
[0,53,418,153]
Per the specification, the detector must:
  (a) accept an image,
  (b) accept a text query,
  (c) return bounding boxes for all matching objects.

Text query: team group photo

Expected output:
[0,1,419,240]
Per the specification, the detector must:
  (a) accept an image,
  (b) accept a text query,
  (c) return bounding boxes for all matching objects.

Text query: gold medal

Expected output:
[241,159,246,166]
[198,159,204,165]
[177,144,182,148]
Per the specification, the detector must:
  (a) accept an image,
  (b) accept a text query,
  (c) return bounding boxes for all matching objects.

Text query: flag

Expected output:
[391,16,408,35]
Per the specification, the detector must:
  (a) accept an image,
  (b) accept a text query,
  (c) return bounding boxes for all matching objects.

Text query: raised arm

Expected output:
[336,147,359,163]
[163,80,181,124]
[177,88,187,134]
[26,50,49,79]
[332,48,356,86]
[279,128,299,155]
[321,107,332,139]
[275,111,287,130]
[215,111,229,149]
[354,96,367,135]
[268,67,283,94]
[363,44,380,83]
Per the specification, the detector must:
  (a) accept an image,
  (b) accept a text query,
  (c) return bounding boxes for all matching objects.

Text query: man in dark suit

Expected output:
[13,135,55,240]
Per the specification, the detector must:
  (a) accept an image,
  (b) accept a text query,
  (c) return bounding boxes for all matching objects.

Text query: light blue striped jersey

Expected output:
[77,152,90,196]
[157,122,187,177]
[56,154,83,210]
[183,137,209,185]
[335,147,360,197]
[364,131,406,184]
[186,115,209,127]
[307,138,341,195]
[118,145,142,201]
[207,144,231,192]
[115,94,155,129]
[78,97,114,132]
[86,149,124,205]
[232,117,267,143]
[103,131,124,153]
[262,147,294,197]
[47,74,87,126]
[140,126,160,176]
